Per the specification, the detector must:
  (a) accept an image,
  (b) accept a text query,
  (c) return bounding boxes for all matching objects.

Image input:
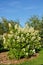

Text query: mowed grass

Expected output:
[16,49,43,65]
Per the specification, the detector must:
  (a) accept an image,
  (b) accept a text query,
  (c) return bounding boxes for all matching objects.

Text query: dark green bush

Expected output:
[0,35,3,52]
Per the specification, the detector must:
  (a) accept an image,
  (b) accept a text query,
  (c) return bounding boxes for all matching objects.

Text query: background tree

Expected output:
[2,18,9,33]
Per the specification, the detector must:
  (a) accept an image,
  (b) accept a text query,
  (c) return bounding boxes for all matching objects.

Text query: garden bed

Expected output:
[0,52,39,64]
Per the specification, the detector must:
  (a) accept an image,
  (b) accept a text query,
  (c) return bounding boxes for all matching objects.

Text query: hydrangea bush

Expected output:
[3,23,41,59]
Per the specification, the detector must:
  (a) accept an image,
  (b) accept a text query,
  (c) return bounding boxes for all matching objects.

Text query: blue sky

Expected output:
[0,0,43,26]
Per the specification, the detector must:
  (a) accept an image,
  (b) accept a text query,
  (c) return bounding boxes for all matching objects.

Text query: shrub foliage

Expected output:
[3,23,41,59]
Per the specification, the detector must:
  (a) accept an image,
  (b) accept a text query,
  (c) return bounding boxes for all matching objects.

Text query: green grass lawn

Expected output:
[16,49,43,65]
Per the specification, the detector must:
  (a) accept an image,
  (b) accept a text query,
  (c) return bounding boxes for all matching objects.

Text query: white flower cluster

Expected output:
[3,33,7,44]
[26,53,28,56]
[8,23,12,28]
[15,24,18,29]
[33,49,35,53]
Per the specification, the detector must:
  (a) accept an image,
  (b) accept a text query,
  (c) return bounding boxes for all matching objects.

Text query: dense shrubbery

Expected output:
[0,16,43,60]
[3,23,41,59]
[0,35,3,52]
